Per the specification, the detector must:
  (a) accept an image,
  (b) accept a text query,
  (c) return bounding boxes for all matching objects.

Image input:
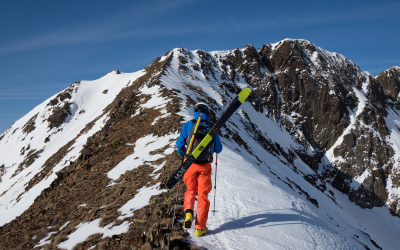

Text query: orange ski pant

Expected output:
[183,162,212,229]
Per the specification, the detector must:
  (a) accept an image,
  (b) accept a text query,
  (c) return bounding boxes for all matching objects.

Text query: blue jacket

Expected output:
[176,112,222,157]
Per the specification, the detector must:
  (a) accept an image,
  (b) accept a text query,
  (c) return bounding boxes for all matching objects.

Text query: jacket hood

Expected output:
[194,112,211,123]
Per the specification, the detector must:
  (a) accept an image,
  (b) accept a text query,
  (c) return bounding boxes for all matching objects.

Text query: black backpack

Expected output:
[186,119,215,163]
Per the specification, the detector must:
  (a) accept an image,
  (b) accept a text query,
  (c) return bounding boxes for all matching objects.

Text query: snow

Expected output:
[209,50,231,58]
[151,110,168,125]
[140,85,168,109]
[351,169,371,190]
[269,38,300,50]
[186,146,397,250]
[118,183,166,220]
[35,220,70,247]
[333,189,400,249]
[107,133,178,180]
[150,161,166,180]
[326,84,367,163]
[159,52,171,62]
[35,232,57,247]
[57,218,130,250]
[387,176,400,198]
[384,108,400,203]
[59,221,69,231]
[311,51,319,66]
[161,48,225,107]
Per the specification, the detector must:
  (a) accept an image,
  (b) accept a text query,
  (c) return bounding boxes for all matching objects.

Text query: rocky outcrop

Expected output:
[376,66,400,101]
[22,113,38,135]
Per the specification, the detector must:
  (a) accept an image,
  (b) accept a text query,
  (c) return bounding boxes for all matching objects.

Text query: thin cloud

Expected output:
[0,114,24,117]
[0,91,59,97]
[0,88,61,100]
[357,59,400,66]
[0,97,51,100]
[0,1,398,56]
[0,0,195,55]
[0,84,68,93]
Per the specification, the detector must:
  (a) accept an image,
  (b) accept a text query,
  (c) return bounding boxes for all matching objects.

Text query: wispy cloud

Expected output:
[0,85,67,100]
[0,0,195,55]
[0,97,52,100]
[356,59,400,66]
[0,84,67,92]
[0,113,24,117]
[0,1,398,56]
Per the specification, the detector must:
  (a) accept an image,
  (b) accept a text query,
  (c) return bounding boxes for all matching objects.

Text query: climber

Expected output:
[176,102,222,237]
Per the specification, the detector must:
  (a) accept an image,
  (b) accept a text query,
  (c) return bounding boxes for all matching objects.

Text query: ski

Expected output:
[166,87,251,189]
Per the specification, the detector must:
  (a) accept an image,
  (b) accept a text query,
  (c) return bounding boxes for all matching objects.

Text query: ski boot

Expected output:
[195,227,208,237]
[184,209,193,228]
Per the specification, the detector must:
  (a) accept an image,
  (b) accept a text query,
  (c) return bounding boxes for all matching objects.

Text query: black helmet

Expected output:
[194,102,210,116]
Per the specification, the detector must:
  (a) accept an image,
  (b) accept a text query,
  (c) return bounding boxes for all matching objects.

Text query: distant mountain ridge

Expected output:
[0,39,399,249]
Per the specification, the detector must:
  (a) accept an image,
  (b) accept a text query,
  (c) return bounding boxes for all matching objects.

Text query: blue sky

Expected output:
[1,0,399,134]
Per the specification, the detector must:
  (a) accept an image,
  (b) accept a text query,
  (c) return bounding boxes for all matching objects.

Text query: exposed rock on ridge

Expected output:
[376,66,400,101]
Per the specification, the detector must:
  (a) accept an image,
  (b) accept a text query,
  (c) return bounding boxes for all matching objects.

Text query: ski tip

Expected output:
[238,87,251,103]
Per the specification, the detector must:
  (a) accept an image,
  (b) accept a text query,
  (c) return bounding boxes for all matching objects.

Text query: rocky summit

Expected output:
[0,39,400,249]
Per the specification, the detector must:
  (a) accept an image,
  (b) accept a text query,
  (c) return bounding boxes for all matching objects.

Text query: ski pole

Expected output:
[168,156,184,249]
[212,153,218,216]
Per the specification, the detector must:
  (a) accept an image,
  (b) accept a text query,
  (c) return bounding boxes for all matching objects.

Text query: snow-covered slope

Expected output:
[0,70,145,226]
[0,40,400,249]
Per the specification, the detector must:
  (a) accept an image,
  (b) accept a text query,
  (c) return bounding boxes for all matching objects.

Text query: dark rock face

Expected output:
[12,149,44,178]
[258,40,361,151]
[45,82,79,130]
[0,164,5,182]
[22,113,38,135]
[376,67,400,101]
[46,103,72,130]
[46,82,77,107]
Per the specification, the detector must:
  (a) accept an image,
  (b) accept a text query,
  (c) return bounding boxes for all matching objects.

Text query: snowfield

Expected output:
[186,145,400,250]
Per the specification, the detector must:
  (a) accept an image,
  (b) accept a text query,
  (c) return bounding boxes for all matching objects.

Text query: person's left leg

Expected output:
[194,163,212,230]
